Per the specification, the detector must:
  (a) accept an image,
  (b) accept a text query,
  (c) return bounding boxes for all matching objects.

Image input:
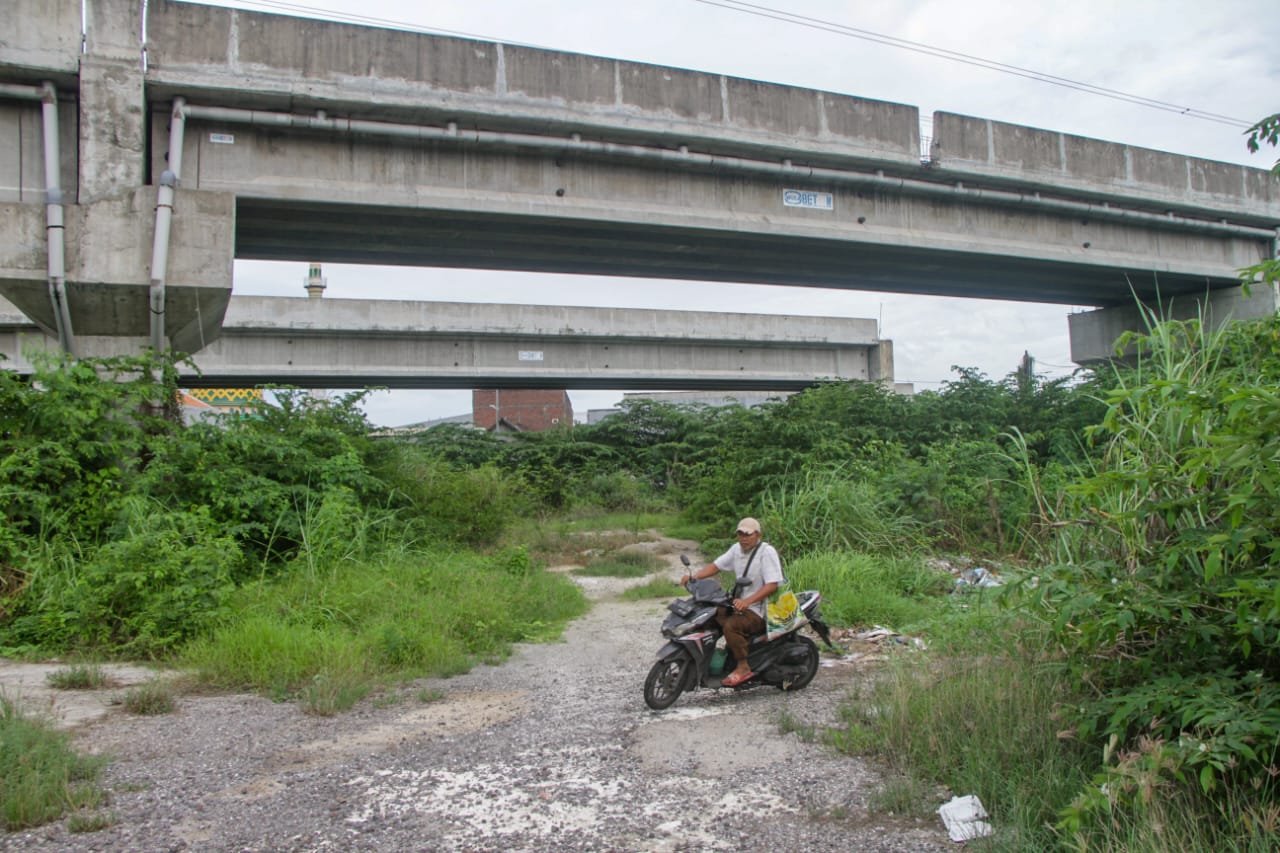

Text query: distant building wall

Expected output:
[473,389,573,432]
[621,390,793,408]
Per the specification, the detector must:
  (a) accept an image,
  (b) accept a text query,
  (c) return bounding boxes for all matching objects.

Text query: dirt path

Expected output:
[1,536,951,852]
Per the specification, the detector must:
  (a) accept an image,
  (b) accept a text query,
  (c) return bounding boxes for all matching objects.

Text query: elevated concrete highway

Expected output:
[0,295,891,390]
[1,0,1277,373]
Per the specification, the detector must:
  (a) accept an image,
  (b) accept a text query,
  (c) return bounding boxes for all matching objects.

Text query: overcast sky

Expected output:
[201,0,1280,426]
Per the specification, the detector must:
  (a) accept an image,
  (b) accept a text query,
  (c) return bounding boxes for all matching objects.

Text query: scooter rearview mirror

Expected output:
[680,554,691,567]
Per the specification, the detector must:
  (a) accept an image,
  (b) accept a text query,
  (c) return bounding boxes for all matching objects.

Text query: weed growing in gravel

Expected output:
[866,775,936,819]
[774,709,818,742]
[573,550,664,578]
[67,809,116,833]
[620,578,684,601]
[45,664,108,690]
[120,679,176,715]
[303,669,369,717]
[371,692,402,709]
[0,695,108,830]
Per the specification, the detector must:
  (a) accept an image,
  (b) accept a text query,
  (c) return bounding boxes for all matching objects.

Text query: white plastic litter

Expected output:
[954,567,1003,591]
[937,794,993,842]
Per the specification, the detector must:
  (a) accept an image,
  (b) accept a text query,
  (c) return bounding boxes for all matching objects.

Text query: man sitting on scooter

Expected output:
[681,517,782,687]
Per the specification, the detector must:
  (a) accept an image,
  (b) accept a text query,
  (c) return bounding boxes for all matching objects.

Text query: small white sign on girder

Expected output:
[783,189,833,210]
[518,351,545,362]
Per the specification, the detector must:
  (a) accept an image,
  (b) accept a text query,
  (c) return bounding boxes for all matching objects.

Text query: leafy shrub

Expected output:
[568,470,665,512]
[0,352,178,546]
[139,389,386,564]
[377,450,526,546]
[56,499,240,656]
[1025,309,1280,834]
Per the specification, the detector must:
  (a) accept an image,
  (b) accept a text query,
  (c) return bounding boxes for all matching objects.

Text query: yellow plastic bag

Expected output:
[767,587,798,624]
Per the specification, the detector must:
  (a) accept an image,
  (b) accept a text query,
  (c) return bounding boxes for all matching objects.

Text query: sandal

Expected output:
[722,670,754,687]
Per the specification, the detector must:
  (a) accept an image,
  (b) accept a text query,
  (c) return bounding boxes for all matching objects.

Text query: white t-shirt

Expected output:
[714,541,784,619]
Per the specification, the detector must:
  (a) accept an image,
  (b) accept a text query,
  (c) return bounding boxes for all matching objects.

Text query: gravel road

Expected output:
[2,542,953,852]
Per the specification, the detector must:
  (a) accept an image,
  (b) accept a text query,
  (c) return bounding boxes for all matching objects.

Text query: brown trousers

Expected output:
[716,607,765,668]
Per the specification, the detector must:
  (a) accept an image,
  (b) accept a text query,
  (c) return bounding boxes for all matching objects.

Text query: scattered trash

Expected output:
[854,625,927,650]
[937,794,993,842]
[953,566,1002,591]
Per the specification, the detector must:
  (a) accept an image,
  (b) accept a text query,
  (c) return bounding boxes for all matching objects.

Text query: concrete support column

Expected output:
[78,58,146,202]
[1068,284,1280,365]
[868,339,894,386]
[80,0,146,202]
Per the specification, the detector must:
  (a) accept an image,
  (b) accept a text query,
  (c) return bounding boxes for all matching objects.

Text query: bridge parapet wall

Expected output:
[931,112,1280,224]
[0,0,81,80]
[143,1,921,169]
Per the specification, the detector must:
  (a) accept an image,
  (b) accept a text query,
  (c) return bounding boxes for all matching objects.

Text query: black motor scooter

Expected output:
[643,555,834,710]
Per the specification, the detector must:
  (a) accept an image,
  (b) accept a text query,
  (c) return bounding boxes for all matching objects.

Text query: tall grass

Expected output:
[181,545,586,711]
[832,644,1092,851]
[787,551,952,632]
[761,465,927,558]
[0,695,108,830]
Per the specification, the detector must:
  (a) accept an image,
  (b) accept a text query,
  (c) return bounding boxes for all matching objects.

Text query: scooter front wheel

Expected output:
[644,655,690,710]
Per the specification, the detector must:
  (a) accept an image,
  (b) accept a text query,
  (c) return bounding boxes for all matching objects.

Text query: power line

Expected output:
[692,0,1254,129]
[200,0,554,50]
[210,0,1251,130]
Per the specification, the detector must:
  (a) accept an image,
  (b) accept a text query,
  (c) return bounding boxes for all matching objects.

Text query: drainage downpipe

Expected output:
[34,82,75,355]
[179,103,1277,242]
[149,98,186,353]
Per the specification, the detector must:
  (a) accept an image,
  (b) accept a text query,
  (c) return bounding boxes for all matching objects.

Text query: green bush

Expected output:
[3,500,240,656]
[376,449,527,545]
[568,470,665,512]
[1024,309,1280,836]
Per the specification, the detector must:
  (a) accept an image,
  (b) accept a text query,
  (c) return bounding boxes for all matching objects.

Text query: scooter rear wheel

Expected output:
[777,635,820,692]
[644,655,690,710]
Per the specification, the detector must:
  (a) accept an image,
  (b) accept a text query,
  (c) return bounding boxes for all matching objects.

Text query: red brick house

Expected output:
[472,389,573,433]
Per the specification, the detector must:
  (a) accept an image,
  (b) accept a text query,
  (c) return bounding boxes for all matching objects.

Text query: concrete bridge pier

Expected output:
[0,0,232,356]
[1068,280,1280,364]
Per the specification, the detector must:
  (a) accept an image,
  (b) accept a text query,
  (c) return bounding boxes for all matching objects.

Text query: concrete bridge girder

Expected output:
[0,0,1277,372]
[0,294,894,390]
[196,123,1265,303]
